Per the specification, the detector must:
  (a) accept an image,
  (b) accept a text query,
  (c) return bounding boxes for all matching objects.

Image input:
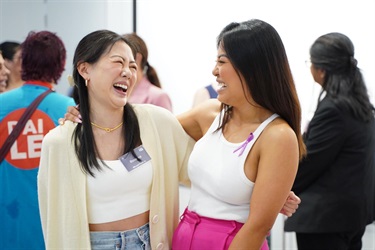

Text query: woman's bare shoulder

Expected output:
[177,99,221,140]
[261,118,299,159]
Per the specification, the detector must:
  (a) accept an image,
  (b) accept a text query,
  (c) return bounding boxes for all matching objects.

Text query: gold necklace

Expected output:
[91,121,123,132]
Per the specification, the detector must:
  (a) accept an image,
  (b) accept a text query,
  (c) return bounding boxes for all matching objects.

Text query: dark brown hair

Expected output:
[123,33,162,88]
[21,31,66,84]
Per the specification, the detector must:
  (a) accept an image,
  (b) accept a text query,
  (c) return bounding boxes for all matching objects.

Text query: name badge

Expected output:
[119,145,151,172]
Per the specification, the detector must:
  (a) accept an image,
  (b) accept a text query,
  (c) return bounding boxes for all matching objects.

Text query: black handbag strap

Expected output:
[0,89,53,163]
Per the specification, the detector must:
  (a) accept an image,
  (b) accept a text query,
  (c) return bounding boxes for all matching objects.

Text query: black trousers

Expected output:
[295,227,366,250]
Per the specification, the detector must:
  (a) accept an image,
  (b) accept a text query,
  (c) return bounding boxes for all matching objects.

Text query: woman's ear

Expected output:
[317,68,326,83]
[319,68,325,78]
[77,62,89,79]
[311,66,326,86]
[135,52,143,68]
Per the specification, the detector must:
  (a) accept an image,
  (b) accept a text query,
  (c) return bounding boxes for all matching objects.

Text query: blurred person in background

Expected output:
[285,32,375,250]
[0,50,10,93]
[124,33,173,112]
[0,41,24,91]
[0,31,75,249]
[192,82,219,107]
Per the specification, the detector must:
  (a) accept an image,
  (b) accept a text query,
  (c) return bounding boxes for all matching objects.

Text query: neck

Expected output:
[25,80,54,89]
[89,103,124,128]
[6,79,24,90]
[231,105,272,125]
[91,121,123,133]
[10,71,22,81]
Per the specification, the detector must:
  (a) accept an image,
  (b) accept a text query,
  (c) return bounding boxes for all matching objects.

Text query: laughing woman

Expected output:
[38,30,194,250]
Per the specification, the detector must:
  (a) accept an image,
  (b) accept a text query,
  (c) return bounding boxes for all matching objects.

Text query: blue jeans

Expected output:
[90,223,150,250]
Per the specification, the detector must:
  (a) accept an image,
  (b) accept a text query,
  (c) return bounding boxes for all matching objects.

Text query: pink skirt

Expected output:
[172,208,269,250]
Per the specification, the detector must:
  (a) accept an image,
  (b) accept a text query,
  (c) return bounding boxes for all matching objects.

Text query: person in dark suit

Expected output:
[284,32,375,250]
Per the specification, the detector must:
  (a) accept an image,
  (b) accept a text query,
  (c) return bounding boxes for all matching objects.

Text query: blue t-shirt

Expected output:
[0,83,75,249]
[205,84,218,99]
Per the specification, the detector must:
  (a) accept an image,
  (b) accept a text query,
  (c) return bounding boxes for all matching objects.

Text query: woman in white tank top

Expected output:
[174,19,306,250]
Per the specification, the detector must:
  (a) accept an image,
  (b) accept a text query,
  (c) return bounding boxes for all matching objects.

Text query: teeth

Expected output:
[114,83,128,90]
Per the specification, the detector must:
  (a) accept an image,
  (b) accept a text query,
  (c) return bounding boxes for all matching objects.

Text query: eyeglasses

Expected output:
[305,59,312,68]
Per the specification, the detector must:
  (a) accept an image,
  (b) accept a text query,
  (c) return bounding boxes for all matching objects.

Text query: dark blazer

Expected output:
[285,96,375,233]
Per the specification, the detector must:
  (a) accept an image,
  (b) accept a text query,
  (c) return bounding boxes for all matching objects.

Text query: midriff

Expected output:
[89,210,149,231]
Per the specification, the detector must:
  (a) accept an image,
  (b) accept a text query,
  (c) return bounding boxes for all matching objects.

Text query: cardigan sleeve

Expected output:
[37,131,50,240]
[135,104,195,185]
[38,122,91,249]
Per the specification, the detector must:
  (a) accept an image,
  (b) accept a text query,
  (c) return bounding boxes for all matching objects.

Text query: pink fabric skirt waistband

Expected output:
[172,208,269,250]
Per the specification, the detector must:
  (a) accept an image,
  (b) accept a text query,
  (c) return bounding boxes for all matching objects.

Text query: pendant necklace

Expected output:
[91,121,123,132]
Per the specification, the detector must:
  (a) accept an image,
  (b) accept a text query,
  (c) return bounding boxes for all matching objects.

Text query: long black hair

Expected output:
[310,32,374,122]
[72,30,141,177]
[216,19,306,159]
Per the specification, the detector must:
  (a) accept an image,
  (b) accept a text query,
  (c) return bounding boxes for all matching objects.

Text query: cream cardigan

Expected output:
[38,104,195,250]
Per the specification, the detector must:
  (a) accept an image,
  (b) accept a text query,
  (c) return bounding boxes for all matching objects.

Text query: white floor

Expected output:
[179,186,375,250]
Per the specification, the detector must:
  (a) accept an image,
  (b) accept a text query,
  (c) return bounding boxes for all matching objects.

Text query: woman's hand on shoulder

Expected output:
[58,105,82,125]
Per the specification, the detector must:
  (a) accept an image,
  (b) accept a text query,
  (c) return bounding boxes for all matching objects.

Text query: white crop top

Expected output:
[188,112,279,223]
[87,152,153,224]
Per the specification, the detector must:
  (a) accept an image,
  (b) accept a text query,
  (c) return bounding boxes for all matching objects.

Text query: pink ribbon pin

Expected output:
[233,133,254,157]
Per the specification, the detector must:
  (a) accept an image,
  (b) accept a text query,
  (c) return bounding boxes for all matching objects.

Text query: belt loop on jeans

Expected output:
[180,207,188,221]
[228,221,237,235]
[183,208,201,224]
[136,223,149,243]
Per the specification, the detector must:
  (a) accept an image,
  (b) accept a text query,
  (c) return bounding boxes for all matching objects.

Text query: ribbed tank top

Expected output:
[188,112,279,223]
[87,158,153,223]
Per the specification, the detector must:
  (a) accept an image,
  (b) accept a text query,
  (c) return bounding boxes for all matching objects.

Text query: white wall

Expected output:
[136,0,375,121]
[0,0,133,95]
[1,0,374,119]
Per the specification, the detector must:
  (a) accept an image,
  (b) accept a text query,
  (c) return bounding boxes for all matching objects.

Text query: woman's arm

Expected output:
[177,98,221,141]
[229,122,299,249]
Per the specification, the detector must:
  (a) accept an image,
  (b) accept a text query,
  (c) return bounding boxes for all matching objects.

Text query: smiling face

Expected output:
[79,41,138,111]
[212,45,251,107]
